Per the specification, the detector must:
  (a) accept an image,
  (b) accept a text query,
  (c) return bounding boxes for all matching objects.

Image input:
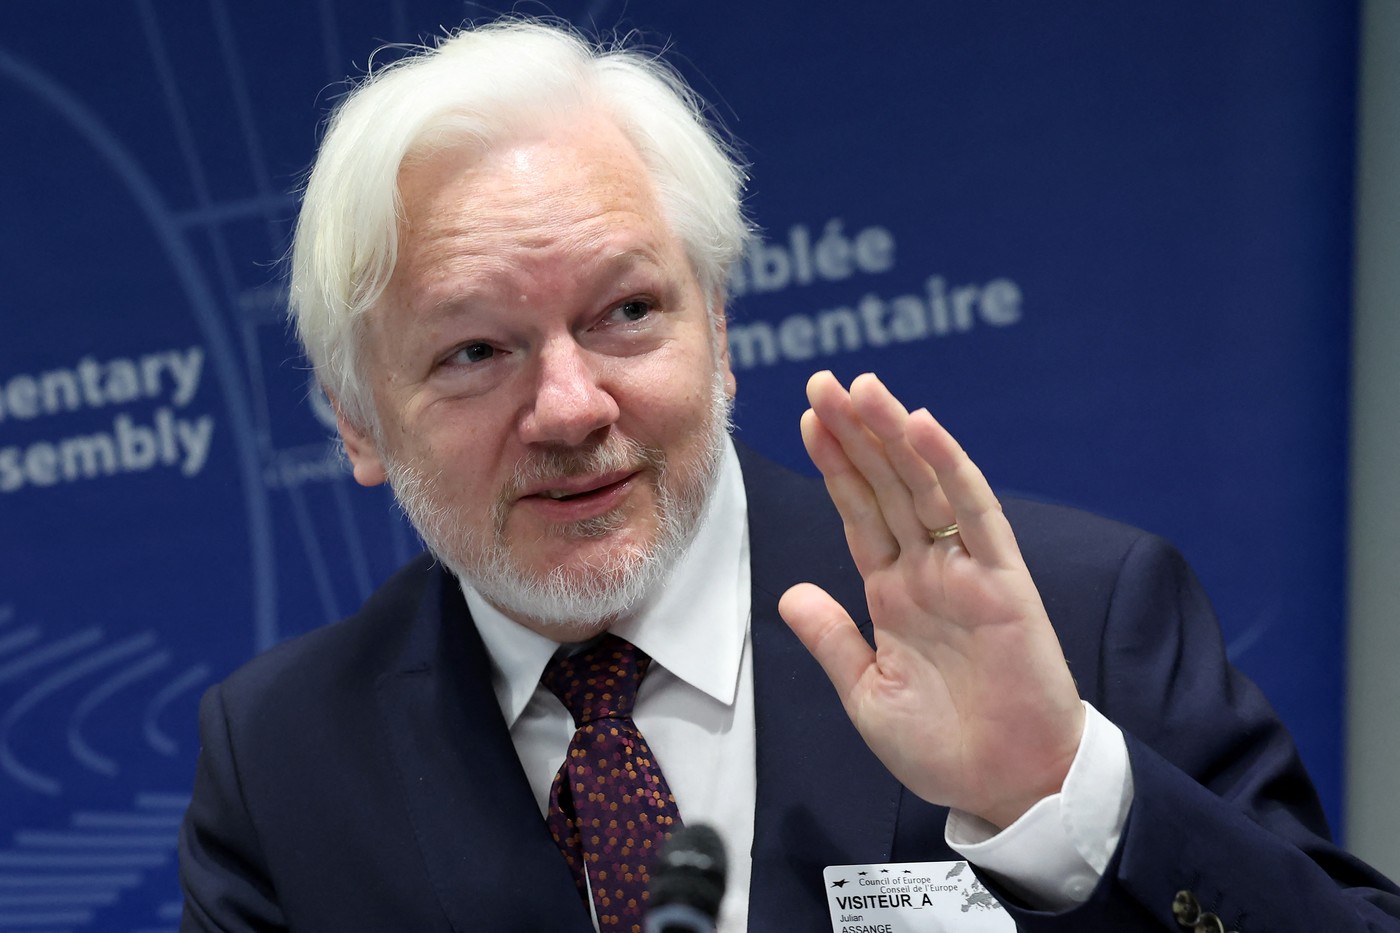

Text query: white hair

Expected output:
[289,18,750,430]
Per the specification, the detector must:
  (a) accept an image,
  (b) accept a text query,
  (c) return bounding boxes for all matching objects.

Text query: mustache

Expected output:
[499,435,667,502]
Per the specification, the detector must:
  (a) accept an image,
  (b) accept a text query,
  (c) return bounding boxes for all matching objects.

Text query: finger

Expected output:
[847,374,955,540]
[807,372,924,548]
[905,407,1020,565]
[800,408,898,575]
[778,582,873,703]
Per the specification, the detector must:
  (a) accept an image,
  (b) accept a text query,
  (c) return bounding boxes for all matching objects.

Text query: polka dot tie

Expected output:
[542,633,682,933]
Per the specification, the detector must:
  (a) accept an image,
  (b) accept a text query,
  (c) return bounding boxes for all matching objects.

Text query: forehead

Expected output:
[395,116,667,271]
[367,115,703,362]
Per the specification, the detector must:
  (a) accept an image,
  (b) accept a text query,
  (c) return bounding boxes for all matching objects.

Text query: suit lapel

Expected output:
[375,566,593,933]
[738,446,906,930]
[371,447,924,931]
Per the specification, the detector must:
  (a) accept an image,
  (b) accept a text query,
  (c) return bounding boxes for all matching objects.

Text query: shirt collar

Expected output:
[464,440,750,728]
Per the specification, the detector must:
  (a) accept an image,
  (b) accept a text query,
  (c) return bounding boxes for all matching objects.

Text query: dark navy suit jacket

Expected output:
[179,446,1400,931]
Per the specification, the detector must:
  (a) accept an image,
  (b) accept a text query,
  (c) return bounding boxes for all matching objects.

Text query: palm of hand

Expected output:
[780,372,1083,828]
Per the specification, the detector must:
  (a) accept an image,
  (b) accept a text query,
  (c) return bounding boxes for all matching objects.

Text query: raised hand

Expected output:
[778,371,1085,828]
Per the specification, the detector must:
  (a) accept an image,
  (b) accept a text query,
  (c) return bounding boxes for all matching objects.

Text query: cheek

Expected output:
[637,333,720,397]
[618,357,714,436]
[405,410,515,494]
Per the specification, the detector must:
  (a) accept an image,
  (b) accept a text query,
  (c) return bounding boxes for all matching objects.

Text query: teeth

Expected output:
[542,489,569,499]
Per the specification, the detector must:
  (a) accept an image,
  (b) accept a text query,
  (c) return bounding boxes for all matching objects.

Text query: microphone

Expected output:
[644,824,727,933]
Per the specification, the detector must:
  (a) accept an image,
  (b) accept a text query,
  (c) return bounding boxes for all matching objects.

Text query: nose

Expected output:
[518,338,620,447]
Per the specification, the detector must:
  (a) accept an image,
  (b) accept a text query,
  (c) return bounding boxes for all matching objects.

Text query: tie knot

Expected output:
[540,633,652,726]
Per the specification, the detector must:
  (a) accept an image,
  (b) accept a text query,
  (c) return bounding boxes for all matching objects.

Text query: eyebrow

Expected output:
[416,244,674,325]
[602,245,666,267]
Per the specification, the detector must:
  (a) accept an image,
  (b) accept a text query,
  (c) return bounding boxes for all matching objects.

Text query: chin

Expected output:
[446,536,672,632]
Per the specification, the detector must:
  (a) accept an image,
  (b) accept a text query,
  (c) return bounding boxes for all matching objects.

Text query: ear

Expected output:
[711,295,737,398]
[329,393,388,487]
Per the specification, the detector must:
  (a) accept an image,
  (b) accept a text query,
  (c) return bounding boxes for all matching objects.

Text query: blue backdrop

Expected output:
[0,2,1357,929]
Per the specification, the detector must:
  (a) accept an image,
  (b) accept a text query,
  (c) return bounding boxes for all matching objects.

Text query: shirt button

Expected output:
[1062,874,1093,901]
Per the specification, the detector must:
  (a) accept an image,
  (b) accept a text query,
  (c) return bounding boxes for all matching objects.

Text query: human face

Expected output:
[337,115,737,638]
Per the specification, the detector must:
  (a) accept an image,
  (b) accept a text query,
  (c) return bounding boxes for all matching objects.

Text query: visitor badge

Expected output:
[822,860,1014,932]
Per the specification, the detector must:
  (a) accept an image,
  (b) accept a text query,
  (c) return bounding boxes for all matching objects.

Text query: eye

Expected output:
[450,342,495,364]
[610,299,653,324]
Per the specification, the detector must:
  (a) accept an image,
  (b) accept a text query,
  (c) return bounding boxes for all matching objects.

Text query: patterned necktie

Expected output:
[541,633,682,933]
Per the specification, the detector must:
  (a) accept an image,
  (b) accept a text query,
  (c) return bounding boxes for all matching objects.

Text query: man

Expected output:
[179,18,1400,933]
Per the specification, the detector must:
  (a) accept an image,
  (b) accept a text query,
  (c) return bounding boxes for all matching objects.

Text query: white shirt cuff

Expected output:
[944,701,1133,911]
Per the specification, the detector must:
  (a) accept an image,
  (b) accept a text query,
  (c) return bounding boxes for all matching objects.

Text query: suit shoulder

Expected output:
[1008,494,1208,619]
[214,552,442,710]
[1003,497,1156,559]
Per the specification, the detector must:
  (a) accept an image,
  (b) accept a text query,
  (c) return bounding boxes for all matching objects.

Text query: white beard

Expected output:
[382,374,733,635]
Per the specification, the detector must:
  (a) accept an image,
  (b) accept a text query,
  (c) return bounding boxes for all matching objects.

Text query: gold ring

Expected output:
[929,522,960,541]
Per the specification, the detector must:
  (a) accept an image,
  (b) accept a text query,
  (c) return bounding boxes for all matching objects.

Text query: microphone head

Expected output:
[649,824,727,920]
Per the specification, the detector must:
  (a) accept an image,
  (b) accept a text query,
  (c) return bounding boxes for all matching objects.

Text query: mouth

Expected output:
[520,467,641,504]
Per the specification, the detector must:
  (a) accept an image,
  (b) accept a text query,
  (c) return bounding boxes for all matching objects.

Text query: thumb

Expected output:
[779,583,873,701]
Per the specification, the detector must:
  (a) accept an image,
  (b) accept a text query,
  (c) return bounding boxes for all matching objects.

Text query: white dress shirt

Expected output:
[464,440,1132,930]
[467,442,757,931]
